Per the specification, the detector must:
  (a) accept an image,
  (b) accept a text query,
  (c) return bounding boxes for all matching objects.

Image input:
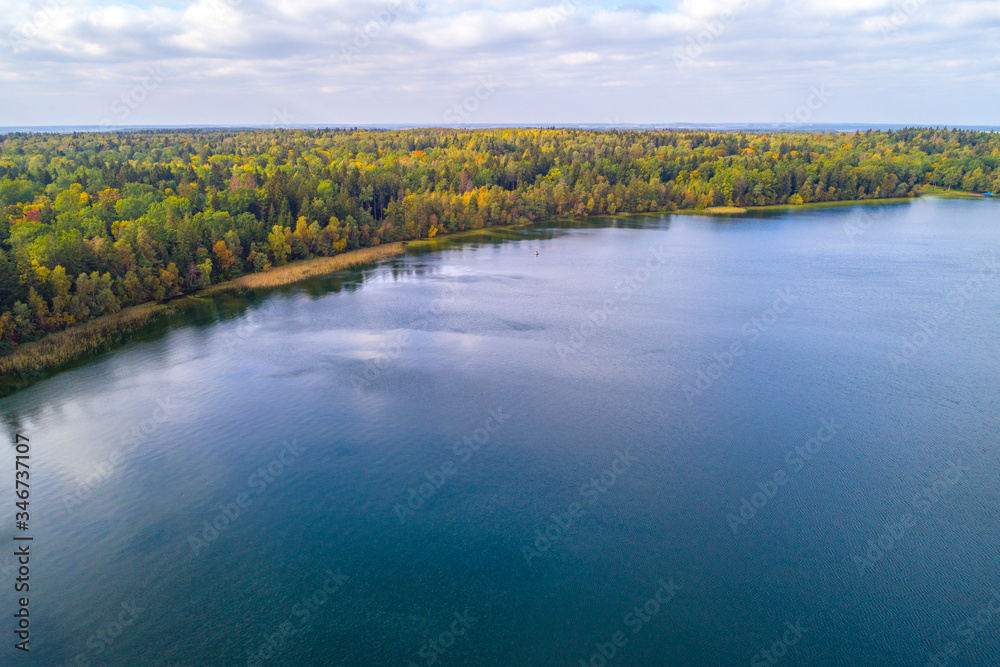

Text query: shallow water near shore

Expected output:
[1,197,999,665]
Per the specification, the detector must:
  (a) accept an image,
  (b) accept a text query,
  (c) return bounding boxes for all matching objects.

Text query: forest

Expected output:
[1,126,999,352]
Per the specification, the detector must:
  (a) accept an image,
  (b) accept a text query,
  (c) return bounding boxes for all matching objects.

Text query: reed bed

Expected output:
[204,243,405,295]
[1,244,405,378]
[0,302,170,376]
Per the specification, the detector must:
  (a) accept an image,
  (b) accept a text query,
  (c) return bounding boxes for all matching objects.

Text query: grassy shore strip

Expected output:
[611,196,916,219]
[0,301,171,376]
[1,244,406,377]
[203,243,405,295]
[402,225,530,251]
[703,206,749,214]
[0,193,983,379]
[750,196,917,212]
[919,186,990,198]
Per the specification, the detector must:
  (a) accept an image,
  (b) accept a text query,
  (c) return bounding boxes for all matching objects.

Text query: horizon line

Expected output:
[2,122,998,134]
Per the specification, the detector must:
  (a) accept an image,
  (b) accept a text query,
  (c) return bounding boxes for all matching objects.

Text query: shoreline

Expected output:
[676,196,917,216]
[202,243,405,296]
[918,186,991,199]
[0,302,170,380]
[0,193,979,385]
[0,244,406,383]
[597,195,919,221]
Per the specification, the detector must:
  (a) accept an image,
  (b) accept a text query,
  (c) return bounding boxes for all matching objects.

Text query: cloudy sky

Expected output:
[0,0,996,127]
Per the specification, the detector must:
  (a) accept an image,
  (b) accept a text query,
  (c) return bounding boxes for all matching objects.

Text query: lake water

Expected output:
[2,197,999,666]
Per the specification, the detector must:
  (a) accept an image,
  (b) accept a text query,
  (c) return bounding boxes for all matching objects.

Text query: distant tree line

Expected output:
[1,126,998,351]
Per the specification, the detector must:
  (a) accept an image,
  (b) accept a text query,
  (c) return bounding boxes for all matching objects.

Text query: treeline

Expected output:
[1,126,999,352]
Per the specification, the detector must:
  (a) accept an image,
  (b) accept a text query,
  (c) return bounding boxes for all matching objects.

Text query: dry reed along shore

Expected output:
[1,243,406,377]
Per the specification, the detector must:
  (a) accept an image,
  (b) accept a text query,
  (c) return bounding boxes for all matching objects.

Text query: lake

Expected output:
[2,197,999,666]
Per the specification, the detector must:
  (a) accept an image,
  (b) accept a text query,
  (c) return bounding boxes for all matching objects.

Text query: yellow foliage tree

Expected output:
[268,225,290,266]
[213,240,236,274]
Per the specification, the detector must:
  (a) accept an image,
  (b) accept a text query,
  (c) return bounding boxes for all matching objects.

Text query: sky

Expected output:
[0,0,996,127]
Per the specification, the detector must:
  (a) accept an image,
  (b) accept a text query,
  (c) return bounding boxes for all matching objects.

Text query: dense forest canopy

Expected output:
[1,126,998,351]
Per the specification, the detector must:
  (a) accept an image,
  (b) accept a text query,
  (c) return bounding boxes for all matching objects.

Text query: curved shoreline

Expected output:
[201,243,405,296]
[0,194,973,388]
[0,244,406,384]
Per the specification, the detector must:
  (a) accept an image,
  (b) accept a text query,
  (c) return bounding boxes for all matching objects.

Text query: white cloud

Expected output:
[557,51,600,64]
[0,0,996,126]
